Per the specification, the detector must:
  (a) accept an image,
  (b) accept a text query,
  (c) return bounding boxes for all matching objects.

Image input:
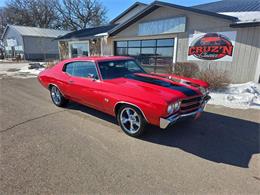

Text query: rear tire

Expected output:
[50,85,68,107]
[117,105,146,137]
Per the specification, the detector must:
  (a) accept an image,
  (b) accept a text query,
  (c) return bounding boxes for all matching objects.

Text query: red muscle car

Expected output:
[38,56,210,137]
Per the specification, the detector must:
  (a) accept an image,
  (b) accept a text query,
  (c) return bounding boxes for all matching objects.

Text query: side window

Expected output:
[64,61,98,79]
[126,60,141,71]
[64,62,74,75]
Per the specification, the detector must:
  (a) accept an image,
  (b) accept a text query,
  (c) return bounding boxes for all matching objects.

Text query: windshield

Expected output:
[98,60,146,80]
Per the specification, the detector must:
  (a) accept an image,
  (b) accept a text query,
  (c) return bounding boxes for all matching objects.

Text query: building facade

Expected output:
[58,0,260,83]
[57,24,117,60]
[1,25,70,60]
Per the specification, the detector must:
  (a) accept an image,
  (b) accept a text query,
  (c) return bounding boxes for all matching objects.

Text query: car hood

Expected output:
[104,73,202,103]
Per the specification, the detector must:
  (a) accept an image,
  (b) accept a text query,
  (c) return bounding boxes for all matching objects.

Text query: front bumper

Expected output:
[160,95,211,129]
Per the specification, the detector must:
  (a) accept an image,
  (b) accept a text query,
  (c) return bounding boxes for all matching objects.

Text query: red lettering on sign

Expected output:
[222,46,233,56]
[188,32,235,60]
[211,46,219,53]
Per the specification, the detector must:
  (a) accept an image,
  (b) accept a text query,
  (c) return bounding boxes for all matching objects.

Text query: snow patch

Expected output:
[219,11,260,23]
[0,63,45,79]
[18,65,45,76]
[209,82,260,109]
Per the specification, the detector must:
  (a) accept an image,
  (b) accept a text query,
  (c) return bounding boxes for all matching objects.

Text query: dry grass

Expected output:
[46,60,59,68]
[172,62,231,89]
[173,62,199,78]
[197,69,231,89]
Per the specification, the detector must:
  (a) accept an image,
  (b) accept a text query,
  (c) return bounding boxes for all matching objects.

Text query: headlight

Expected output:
[167,104,174,114]
[167,101,181,114]
[174,101,181,110]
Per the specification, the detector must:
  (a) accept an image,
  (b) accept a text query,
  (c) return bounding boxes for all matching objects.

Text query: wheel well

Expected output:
[48,84,54,90]
[114,103,148,122]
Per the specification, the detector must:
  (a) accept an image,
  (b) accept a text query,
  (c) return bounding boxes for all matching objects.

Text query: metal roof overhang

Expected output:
[109,1,238,36]
[230,21,260,28]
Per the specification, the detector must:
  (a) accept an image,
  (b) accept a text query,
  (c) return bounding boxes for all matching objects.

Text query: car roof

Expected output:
[64,56,134,63]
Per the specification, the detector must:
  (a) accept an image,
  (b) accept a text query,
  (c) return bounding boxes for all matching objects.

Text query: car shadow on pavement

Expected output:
[141,112,260,168]
[66,102,117,125]
[66,102,259,168]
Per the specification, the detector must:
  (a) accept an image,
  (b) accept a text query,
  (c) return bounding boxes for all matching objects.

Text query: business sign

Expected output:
[6,39,17,47]
[188,31,236,61]
[15,45,23,51]
[5,46,11,51]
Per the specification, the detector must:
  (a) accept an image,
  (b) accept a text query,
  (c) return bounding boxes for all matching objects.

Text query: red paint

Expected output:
[38,56,209,127]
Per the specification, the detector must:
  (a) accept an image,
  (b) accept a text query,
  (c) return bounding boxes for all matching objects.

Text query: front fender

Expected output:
[106,94,166,126]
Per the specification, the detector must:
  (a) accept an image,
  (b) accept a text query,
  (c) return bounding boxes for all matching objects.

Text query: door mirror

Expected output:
[87,73,98,80]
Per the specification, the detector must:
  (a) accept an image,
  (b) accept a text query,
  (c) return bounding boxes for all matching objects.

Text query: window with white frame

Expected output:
[69,41,89,58]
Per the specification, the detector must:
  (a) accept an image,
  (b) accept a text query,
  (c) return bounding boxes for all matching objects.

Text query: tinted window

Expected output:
[128,40,141,47]
[142,40,156,47]
[156,47,173,57]
[65,63,74,75]
[116,41,127,47]
[64,61,98,79]
[157,39,174,47]
[98,60,145,80]
[116,48,127,55]
[114,38,175,73]
[128,48,140,56]
[141,48,155,54]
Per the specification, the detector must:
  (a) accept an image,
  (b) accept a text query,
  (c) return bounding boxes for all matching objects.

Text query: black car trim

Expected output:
[125,74,198,97]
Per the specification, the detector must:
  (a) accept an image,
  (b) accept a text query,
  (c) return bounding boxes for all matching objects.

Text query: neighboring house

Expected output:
[58,0,260,83]
[57,24,117,59]
[1,25,70,60]
[57,2,147,60]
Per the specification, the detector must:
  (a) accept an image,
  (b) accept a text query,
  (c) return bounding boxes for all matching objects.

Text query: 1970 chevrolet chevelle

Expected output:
[38,56,210,137]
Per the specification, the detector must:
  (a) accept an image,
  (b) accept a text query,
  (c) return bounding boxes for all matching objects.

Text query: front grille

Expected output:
[180,96,203,113]
[182,96,202,104]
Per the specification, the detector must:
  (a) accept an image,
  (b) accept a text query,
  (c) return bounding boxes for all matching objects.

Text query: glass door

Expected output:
[69,41,89,58]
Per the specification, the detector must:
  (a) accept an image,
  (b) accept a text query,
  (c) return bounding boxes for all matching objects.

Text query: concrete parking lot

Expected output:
[0,77,260,194]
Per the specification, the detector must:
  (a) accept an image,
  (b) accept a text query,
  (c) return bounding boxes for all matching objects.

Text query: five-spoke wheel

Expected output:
[50,85,68,107]
[117,105,146,137]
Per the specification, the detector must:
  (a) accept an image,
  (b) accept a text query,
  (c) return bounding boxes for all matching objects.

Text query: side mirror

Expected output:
[88,73,98,81]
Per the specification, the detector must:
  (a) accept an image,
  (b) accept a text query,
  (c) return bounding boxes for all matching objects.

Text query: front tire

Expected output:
[117,105,146,137]
[50,85,68,107]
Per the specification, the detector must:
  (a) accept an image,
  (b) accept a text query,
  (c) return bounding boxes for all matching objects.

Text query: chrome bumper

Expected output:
[160,95,211,129]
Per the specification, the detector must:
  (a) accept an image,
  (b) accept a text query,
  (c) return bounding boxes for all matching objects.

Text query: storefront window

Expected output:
[157,39,174,46]
[114,38,174,73]
[141,47,156,54]
[128,40,141,47]
[156,47,173,57]
[142,40,156,47]
[128,48,140,56]
[69,41,89,58]
[116,41,127,47]
[116,48,127,56]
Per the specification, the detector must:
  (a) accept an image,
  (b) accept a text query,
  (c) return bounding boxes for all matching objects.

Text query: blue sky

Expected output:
[103,0,217,20]
[0,0,217,20]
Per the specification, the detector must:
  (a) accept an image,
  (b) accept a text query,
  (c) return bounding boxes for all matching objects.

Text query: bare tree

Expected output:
[55,0,108,31]
[0,7,7,36]
[4,0,59,28]
[1,0,107,33]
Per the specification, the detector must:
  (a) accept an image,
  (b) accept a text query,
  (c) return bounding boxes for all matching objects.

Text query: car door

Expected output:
[65,61,105,110]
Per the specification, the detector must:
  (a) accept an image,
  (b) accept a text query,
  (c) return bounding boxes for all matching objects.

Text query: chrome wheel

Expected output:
[51,86,61,105]
[120,107,141,134]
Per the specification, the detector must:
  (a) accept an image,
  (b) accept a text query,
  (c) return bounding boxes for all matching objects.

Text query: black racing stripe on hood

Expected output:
[125,74,198,97]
